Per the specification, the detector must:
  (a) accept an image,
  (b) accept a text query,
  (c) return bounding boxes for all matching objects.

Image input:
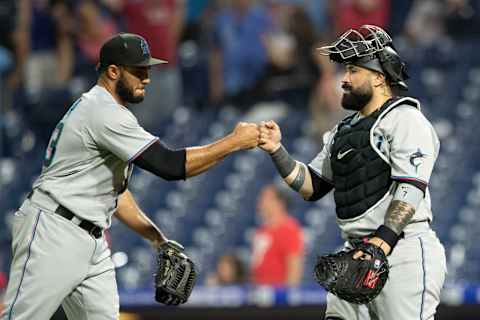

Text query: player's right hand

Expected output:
[259,120,282,154]
[232,122,260,150]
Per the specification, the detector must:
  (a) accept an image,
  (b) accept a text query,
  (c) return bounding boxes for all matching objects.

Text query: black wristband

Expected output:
[374,225,404,252]
[270,145,296,178]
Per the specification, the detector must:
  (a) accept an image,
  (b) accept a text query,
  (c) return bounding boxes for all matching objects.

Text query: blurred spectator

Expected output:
[444,0,480,40]
[251,184,304,286]
[302,0,332,36]
[206,254,247,286]
[185,0,209,25]
[0,0,15,154]
[252,2,319,108]
[209,0,273,108]
[309,52,347,143]
[0,0,16,78]
[403,0,446,47]
[177,0,212,109]
[3,0,27,89]
[9,0,77,143]
[76,1,118,71]
[103,0,185,133]
[17,0,75,100]
[332,0,391,36]
[388,0,415,36]
[69,1,119,91]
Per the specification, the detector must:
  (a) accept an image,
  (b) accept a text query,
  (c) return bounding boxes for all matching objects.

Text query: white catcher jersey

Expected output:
[309,97,440,238]
[33,85,158,228]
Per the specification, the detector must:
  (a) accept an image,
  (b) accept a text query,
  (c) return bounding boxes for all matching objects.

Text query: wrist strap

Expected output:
[161,240,184,252]
[374,225,404,252]
[270,145,296,178]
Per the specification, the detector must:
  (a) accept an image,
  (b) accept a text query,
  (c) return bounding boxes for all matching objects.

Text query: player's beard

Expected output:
[116,75,144,104]
[341,82,373,111]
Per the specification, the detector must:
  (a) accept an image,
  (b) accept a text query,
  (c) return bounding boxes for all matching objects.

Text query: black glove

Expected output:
[314,242,389,304]
[154,240,197,305]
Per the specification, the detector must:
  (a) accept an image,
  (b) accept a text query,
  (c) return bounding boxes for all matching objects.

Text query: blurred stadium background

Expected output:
[1,0,480,319]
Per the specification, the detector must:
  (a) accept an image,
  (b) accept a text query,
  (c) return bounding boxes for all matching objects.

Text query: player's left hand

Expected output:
[353,237,391,260]
[314,241,390,304]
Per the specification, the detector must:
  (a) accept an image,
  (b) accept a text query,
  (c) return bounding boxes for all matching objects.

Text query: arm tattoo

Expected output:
[384,200,416,235]
[270,145,296,178]
[290,164,306,192]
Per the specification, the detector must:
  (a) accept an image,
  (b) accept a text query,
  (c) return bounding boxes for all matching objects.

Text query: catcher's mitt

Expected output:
[314,242,389,304]
[154,240,197,305]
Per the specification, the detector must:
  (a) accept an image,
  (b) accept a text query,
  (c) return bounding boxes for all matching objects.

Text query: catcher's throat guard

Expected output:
[314,242,389,304]
[155,240,197,305]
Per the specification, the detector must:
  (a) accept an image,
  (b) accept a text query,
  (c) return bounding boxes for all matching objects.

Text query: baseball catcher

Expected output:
[258,24,447,319]
[154,240,197,305]
[314,241,389,304]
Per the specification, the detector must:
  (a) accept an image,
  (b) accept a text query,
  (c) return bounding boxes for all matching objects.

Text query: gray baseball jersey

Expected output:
[33,85,158,228]
[2,84,160,320]
[309,98,440,238]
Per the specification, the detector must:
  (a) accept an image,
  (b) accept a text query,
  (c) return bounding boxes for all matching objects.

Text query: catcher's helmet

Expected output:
[318,25,409,90]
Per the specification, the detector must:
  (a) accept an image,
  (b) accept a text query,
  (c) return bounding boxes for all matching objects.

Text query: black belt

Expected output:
[55,205,103,239]
[27,191,103,239]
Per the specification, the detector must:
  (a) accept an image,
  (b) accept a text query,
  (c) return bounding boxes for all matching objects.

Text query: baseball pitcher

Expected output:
[1,33,259,320]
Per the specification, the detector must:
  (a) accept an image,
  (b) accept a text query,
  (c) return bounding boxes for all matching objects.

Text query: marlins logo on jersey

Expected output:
[409,148,427,173]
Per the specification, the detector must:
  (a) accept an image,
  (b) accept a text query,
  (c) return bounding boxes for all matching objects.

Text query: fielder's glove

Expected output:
[154,240,197,305]
[314,242,389,304]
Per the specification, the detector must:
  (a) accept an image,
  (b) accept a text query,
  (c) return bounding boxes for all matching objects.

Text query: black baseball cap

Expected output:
[98,33,167,71]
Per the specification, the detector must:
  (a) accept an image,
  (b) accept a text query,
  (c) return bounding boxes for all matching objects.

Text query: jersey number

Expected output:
[43,99,81,167]
[44,123,65,167]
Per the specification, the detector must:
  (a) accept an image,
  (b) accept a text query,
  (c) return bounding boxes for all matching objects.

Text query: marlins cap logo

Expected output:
[140,38,150,57]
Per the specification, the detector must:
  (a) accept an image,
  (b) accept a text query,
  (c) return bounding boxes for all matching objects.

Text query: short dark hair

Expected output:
[218,254,246,284]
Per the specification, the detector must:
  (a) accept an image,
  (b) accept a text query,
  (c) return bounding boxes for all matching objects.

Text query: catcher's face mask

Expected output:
[318,25,409,90]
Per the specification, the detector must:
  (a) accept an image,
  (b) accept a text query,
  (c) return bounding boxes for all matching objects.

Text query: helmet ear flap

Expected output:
[376,46,409,90]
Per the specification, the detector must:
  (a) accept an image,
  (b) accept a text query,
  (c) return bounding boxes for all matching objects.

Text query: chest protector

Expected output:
[330,97,420,220]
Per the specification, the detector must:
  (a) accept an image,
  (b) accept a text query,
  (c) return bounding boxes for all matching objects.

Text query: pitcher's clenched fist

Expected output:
[259,120,282,153]
[232,122,261,150]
